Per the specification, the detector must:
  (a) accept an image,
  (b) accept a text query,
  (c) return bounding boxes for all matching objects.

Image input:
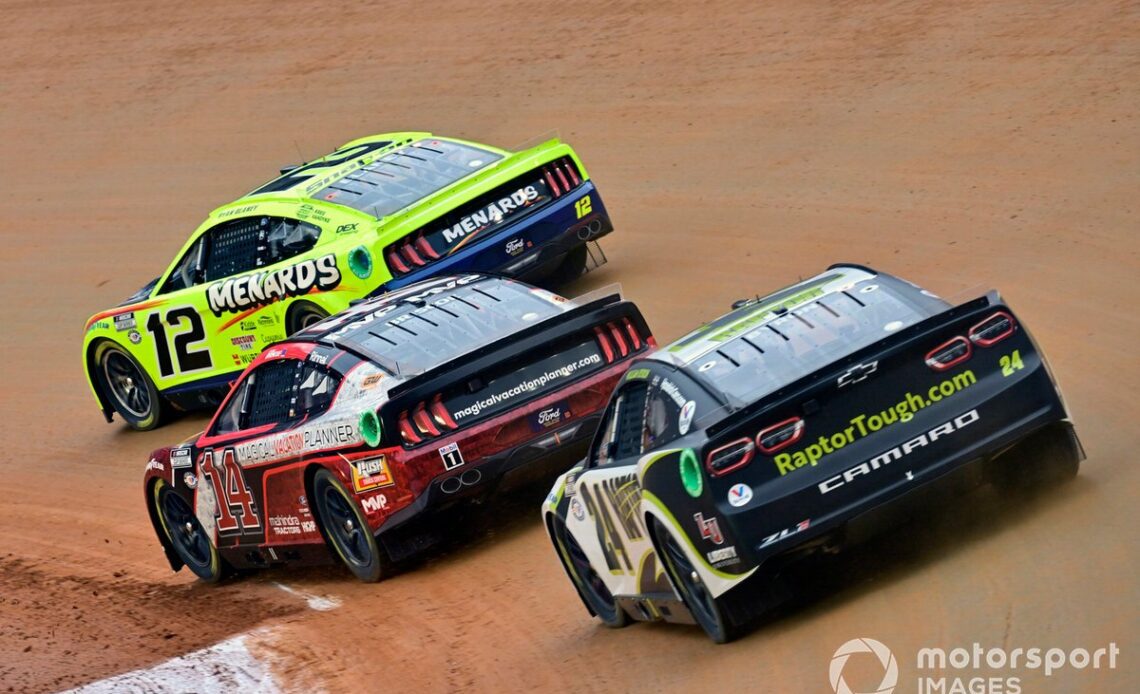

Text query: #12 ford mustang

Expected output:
[85,132,612,429]
[144,274,652,582]
[543,264,1082,642]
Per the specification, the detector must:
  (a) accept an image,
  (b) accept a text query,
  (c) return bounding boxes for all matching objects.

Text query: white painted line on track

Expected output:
[64,629,279,694]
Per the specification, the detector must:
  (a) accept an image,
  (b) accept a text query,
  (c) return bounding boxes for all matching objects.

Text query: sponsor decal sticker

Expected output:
[505,238,526,256]
[351,456,394,492]
[678,400,696,435]
[569,497,585,521]
[114,312,136,332]
[361,373,384,389]
[145,458,164,473]
[128,330,142,345]
[775,372,978,476]
[233,422,358,466]
[707,546,740,568]
[837,361,879,389]
[439,442,465,471]
[625,368,651,381]
[231,335,256,352]
[207,254,341,316]
[693,512,724,545]
[336,223,359,234]
[438,185,540,245]
[169,448,192,469]
[183,471,198,489]
[361,494,388,513]
[727,483,752,508]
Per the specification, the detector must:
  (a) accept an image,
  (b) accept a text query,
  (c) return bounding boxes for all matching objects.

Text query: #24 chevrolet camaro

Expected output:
[144,274,652,582]
[85,132,612,429]
[543,264,1083,642]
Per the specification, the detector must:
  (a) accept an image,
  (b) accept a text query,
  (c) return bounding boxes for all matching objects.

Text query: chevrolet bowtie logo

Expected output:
[837,361,879,388]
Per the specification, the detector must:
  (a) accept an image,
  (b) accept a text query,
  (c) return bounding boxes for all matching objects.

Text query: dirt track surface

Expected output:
[2,0,1137,691]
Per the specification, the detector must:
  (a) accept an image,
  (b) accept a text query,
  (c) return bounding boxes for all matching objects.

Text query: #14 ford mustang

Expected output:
[85,132,612,429]
[144,274,652,582]
[543,264,1082,642]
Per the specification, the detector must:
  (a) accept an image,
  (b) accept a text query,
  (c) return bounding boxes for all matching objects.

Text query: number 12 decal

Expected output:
[146,307,212,378]
[202,448,260,533]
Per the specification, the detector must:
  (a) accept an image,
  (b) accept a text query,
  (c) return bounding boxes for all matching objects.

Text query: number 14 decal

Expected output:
[202,448,260,533]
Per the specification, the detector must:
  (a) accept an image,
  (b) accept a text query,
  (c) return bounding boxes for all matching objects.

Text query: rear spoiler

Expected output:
[383,291,646,408]
[704,291,1002,439]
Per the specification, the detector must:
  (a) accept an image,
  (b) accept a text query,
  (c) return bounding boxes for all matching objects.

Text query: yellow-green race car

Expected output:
[83,132,613,429]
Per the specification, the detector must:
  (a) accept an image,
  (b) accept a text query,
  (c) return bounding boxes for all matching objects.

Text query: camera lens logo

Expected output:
[829,638,898,694]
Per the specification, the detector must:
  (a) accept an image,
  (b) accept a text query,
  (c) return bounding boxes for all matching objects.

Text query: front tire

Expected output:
[153,480,227,582]
[551,516,630,628]
[311,468,390,582]
[650,517,743,643]
[94,340,168,431]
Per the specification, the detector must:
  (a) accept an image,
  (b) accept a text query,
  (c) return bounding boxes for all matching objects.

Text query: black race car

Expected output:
[542,264,1082,642]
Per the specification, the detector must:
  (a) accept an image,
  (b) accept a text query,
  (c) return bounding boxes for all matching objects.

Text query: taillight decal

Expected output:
[415,234,441,261]
[968,311,1016,347]
[544,167,561,197]
[925,336,973,371]
[595,326,615,363]
[401,241,426,267]
[413,402,440,437]
[554,164,570,192]
[608,322,628,357]
[705,438,756,477]
[563,158,581,187]
[386,248,411,275]
[622,317,642,350]
[756,417,805,455]
[398,411,422,444]
[431,394,458,430]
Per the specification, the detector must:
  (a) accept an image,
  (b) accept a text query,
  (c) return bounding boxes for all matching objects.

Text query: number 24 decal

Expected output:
[145,307,212,378]
[1000,349,1025,377]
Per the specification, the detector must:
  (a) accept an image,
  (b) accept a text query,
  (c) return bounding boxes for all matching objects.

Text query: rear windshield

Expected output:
[315,139,502,218]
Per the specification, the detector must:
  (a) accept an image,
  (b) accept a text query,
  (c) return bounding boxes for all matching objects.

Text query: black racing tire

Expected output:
[285,301,329,335]
[311,468,390,582]
[650,516,743,644]
[93,340,168,431]
[545,244,589,287]
[153,479,228,583]
[991,423,1082,493]
[551,515,630,628]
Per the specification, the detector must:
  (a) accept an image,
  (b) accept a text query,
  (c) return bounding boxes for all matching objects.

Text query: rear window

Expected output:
[315,139,502,217]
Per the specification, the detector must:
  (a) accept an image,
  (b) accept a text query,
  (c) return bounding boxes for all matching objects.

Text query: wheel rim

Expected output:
[160,488,213,570]
[560,522,619,620]
[660,527,721,632]
[320,482,372,567]
[291,306,328,333]
[102,349,151,418]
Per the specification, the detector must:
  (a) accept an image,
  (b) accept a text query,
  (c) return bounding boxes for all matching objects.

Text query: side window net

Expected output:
[205,218,263,281]
[245,360,300,429]
[613,381,650,460]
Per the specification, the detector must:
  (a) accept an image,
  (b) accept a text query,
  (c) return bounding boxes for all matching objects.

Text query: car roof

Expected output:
[293,275,572,377]
[647,265,950,406]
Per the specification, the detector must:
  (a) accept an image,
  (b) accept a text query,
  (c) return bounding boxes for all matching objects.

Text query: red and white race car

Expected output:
[144,274,652,581]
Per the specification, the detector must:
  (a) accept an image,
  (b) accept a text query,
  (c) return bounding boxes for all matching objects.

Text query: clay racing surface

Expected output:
[1,0,1137,691]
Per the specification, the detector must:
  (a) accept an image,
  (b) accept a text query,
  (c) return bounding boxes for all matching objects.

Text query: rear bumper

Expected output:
[374,415,599,561]
[725,376,1075,572]
[382,182,611,290]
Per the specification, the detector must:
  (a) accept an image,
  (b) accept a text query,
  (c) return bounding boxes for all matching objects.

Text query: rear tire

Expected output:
[311,468,390,582]
[94,340,168,431]
[286,301,329,335]
[153,480,227,583]
[650,517,744,643]
[991,423,1081,493]
[545,244,589,287]
[551,516,630,628]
